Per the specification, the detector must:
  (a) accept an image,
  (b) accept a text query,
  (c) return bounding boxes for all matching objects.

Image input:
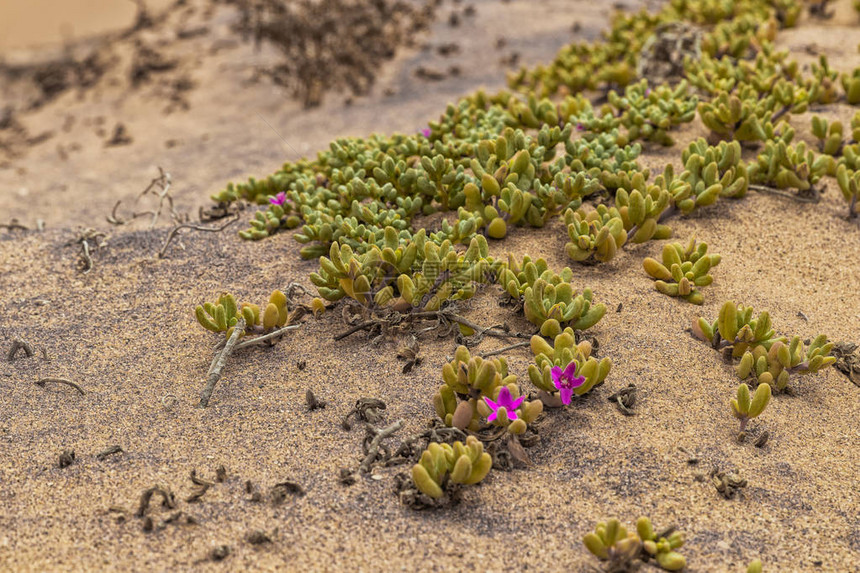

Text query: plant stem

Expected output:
[234,324,301,350]
[199,317,246,407]
[360,419,404,473]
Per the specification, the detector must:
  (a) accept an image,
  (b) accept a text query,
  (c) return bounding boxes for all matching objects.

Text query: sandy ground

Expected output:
[1,1,859,572]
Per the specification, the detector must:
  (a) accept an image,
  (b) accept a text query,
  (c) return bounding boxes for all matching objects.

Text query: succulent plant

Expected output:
[842,67,860,105]
[311,231,493,310]
[499,256,607,336]
[694,301,836,391]
[643,239,721,304]
[564,131,649,192]
[607,79,699,145]
[748,140,835,196]
[564,206,628,265]
[583,518,642,568]
[676,139,748,205]
[476,384,544,435]
[811,115,851,159]
[735,335,837,391]
[584,517,687,571]
[527,328,612,405]
[698,88,791,143]
[637,517,687,571]
[731,382,771,432]
[434,346,515,432]
[195,290,288,338]
[614,173,674,242]
[835,164,860,219]
[806,56,840,105]
[411,436,492,499]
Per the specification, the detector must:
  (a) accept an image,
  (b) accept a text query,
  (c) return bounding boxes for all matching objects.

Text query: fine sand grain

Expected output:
[1,1,859,572]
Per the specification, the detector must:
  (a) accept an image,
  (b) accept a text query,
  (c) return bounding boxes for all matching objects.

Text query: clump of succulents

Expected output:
[499,256,607,336]
[583,517,686,571]
[614,172,674,242]
[842,66,860,104]
[564,206,628,265]
[731,382,771,433]
[811,113,860,158]
[607,79,699,145]
[675,139,748,207]
[527,328,612,406]
[411,436,492,499]
[697,88,791,144]
[195,290,288,338]
[564,131,649,191]
[835,164,860,219]
[311,232,494,310]
[643,239,721,304]
[434,346,542,435]
[748,141,835,197]
[693,301,836,391]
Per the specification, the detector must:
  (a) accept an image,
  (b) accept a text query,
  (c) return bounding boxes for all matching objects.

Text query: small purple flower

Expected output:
[484,386,525,423]
[644,88,652,97]
[551,362,586,405]
[420,128,432,138]
[576,123,585,131]
[269,191,287,206]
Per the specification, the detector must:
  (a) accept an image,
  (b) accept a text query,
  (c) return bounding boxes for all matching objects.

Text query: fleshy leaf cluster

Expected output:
[583,517,686,571]
[411,436,492,499]
[731,382,771,432]
[500,256,606,336]
[527,328,611,403]
[311,232,493,310]
[434,346,542,435]
[643,238,721,304]
[195,290,288,338]
[693,301,836,391]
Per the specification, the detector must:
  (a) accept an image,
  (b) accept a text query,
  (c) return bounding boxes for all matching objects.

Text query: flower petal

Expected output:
[571,374,586,388]
[551,366,564,389]
[563,361,578,380]
[496,386,514,408]
[509,394,525,412]
[560,387,573,405]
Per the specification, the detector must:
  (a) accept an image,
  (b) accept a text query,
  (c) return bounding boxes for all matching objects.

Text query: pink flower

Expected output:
[551,362,586,405]
[483,386,525,423]
[269,191,287,206]
[420,128,432,138]
[576,123,585,131]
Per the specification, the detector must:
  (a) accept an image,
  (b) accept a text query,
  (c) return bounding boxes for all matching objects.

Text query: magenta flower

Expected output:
[269,191,287,206]
[484,386,525,423]
[576,123,585,131]
[420,128,432,138]
[551,362,586,405]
